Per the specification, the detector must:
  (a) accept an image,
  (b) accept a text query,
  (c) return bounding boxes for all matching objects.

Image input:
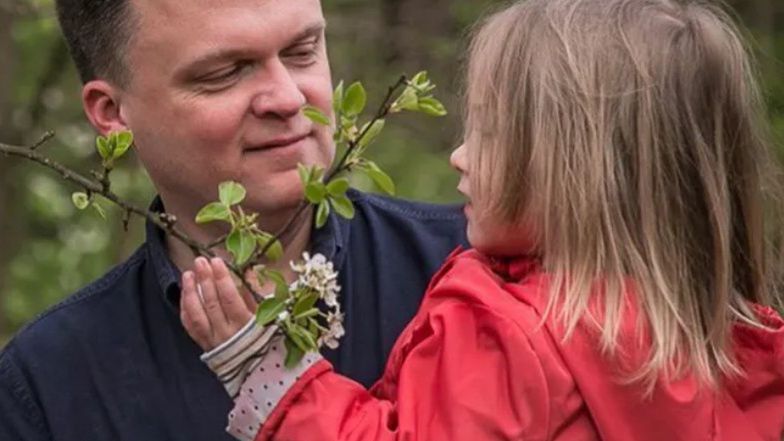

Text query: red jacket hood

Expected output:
[482,250,784,441]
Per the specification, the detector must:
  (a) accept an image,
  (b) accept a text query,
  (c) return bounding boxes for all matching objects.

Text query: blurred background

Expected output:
[0,0,782,345]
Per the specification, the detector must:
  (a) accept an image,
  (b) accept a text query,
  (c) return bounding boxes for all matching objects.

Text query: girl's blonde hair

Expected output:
[466,0,784,389]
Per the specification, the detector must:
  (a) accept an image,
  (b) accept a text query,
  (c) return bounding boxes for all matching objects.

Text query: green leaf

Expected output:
[308,317,319,335]
[363,161,396,196]
[219,181,246,207]
[257,234,284,262]
[330,194,355,219]
[411,71,429,87]
[256,297,287,326]
[340,115,357,132]
[332,80,344,116]
[342,82,367,117]
[299,327,318,350]
[393,87,418,112]
[286,326,311,352]
[226,229,256,265]
[316,200,330,228]
[284,337,305,368]
[265,269,286,287]
[113,131,134,159]
[289,323,318,351]
[297,163,311,187]
[410,71,435,93]
[311,166,325,182]
[72,192,90,210]
[293,292,319,317]
[303,105,331,126]
[261,269,290,299]
[92,201,107,219]
[326,178,350,197]
[294,309,319,321]
[275,280,290,298]
[358,119,385,149]
[96,136,111,161]
[304,181,327,204]
[195,202,231,224]
[418,97,448,117]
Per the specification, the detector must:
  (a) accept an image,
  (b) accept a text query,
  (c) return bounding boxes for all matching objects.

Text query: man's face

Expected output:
[119,0,334,229]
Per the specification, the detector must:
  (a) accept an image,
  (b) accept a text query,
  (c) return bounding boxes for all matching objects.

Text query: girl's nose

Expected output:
[450,143,468,174]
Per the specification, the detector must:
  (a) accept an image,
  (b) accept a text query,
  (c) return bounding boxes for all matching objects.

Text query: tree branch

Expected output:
[0,137,263,301]
[1,76,414,305]
[252,75,409,262]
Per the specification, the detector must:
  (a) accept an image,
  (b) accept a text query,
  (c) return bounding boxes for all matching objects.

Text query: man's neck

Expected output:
[166,206,313,293]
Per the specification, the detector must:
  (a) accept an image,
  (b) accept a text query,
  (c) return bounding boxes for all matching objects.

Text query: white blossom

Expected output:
[319,310,345,350]
[291,252,341,305]
[289,252,345,350]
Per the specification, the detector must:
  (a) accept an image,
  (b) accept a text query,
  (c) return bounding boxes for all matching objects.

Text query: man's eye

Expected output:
[284,43,319,65]
[201,63,248,84]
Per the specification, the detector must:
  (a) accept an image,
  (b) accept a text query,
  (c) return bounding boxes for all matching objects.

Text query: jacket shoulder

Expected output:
[5,246,148,360]
[349,189,466,222]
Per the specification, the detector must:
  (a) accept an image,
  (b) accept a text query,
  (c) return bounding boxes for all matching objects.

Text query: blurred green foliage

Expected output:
[0,0,782,344]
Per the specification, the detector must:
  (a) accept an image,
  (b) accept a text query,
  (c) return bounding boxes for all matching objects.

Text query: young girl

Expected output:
[180,0,784,439]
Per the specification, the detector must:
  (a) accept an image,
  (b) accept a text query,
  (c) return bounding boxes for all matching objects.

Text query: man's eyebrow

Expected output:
[176,22,326,79]
[289,22,326,44]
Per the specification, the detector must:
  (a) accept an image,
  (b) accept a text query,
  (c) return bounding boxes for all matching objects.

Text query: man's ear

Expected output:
[82,80,128,136]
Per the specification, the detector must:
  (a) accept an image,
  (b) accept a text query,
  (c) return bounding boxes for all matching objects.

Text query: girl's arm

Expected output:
[181,257,551,441]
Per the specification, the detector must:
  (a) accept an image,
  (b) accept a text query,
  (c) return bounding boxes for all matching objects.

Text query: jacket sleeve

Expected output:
[235,299,551,441]
[0,345,51,440]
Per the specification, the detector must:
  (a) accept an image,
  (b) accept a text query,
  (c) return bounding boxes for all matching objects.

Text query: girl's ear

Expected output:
[82,80,129,136]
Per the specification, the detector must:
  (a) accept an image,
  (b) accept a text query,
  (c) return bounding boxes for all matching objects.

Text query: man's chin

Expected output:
[241,192,309,230]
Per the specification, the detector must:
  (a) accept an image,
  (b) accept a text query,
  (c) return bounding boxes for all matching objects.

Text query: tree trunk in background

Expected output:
[0,8,20,338]
[402,0,462,151]
[380,0,406,65]
[376,0,464,151]
[730,0,775,49]
[750,0,775,52]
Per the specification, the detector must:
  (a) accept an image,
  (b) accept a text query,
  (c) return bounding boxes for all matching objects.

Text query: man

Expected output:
[0,0,466,439]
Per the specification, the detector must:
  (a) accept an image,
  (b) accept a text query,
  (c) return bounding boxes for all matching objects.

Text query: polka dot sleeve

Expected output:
[225,335,322,441]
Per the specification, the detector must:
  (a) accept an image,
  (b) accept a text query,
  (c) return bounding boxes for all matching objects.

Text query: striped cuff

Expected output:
[200,318,278,398]
[226,337,322,441]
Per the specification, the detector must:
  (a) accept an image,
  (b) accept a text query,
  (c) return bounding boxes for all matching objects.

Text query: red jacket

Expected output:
[256,249,784,440]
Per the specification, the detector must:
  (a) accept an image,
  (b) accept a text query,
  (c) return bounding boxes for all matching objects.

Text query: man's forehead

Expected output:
[119,0,326,87]
[127,0,324,64]
[130,0,323,27]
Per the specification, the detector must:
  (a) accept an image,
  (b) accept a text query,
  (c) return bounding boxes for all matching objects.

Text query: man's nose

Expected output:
[250,60,307,120]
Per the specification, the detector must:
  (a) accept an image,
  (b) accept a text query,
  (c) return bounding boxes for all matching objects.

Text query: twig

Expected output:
[326,75,408,181]
[207,234,229,249]
[30,131,55,151]
[0,137,262,299]
[1,76,412,305]
[253,75,409,262]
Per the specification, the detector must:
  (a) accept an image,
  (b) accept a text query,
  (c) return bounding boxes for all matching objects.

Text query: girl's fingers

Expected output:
[194,257,228,337]
[211,258,253,325]
[180,271,212,350]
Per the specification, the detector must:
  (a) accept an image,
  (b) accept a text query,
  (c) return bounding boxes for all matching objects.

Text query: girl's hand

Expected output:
[180,257,255,351]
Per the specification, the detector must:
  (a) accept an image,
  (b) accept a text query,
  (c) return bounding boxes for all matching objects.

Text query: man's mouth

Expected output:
[246,132,311,152]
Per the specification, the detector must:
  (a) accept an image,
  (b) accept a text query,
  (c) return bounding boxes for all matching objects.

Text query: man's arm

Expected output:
[0,345,51,440]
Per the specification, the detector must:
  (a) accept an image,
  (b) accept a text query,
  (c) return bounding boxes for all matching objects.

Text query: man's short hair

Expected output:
[55,0,138,85]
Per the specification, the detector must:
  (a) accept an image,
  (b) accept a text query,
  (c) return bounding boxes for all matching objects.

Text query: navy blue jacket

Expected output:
[0,190,467,440]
